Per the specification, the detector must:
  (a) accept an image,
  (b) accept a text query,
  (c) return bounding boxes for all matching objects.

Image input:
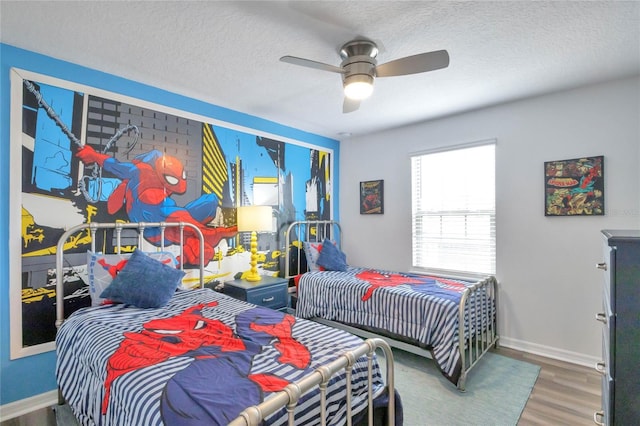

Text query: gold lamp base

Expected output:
[244,230,262,282]
[237,205,273,283]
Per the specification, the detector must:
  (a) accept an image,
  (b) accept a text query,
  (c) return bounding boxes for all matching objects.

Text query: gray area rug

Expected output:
[54,349,539,426]
[385,349,540,426]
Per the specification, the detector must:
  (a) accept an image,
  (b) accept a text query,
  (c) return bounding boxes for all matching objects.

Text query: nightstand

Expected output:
[224,276,289,310]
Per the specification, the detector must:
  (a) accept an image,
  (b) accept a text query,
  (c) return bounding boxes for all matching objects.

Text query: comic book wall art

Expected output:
[9,69,333,358]
[360,180,384,214]
[544,155,604,216]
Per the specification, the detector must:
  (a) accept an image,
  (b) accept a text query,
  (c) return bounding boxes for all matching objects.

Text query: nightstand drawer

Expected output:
[245,285,288,309]
[224,276,288,310]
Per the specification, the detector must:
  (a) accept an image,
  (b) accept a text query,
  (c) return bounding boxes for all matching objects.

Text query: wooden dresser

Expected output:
[595,230,640,425]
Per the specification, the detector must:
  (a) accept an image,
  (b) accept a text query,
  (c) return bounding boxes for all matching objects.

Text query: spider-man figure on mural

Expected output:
[101,302,311,424]
[76,145,237,265]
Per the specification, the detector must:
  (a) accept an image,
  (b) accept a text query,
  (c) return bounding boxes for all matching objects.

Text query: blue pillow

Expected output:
[316,239,348,271]
[100,249,185,308]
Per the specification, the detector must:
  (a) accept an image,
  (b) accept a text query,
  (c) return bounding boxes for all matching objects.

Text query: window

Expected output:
[411,142,495,277]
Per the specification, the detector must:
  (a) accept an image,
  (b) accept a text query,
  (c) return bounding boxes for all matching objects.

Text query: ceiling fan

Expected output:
[280,39,449,113]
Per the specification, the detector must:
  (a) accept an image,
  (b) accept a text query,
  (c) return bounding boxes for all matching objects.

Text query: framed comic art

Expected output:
[544,155,604,216]
[360,180,384,214]
[9,68,334,359]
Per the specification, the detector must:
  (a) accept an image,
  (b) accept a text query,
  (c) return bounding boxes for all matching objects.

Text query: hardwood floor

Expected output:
[0,407,55,426]
[1,347,601,426]
[496,347,601,426]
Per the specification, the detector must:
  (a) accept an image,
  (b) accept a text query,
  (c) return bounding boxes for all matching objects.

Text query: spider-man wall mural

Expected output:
[13,74,333,354]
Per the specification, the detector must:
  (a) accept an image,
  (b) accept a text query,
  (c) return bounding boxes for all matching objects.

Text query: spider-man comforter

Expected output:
[56,289,384,426]
[296,268,491,387]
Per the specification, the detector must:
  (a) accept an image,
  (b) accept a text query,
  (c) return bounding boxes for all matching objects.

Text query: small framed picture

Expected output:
[544,155,604,216]
[360,180,384,214]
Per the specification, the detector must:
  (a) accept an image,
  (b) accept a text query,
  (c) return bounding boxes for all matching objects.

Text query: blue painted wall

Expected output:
[0,43,340,405]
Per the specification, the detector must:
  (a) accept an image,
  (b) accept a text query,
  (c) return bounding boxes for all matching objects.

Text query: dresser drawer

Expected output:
[599,244,613,311]
[600,374,613,426]
[601,327,612,377]
[597,295,614,365]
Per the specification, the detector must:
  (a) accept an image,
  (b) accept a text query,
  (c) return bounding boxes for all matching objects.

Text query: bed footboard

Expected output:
[229,338,396,426]
[457,275,499,391]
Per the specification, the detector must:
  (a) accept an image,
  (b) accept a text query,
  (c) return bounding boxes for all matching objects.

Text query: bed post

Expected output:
[456,275,499,391]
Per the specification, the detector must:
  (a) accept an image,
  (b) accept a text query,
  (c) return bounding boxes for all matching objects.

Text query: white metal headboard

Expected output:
[55,221,205,328]
[283,220,342,279]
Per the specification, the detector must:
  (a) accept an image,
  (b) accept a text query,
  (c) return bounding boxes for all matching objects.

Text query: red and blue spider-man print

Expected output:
[356,270,467,301]
[101,303,311,425]
[77,146,237,265]
[97,255,174,279]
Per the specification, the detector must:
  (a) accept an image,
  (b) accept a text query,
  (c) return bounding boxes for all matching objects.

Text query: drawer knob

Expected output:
[596,262,607,271]
[595,312,607,324]
[262,296,275,303]
[594,361,606,375]
[593,410,605,426]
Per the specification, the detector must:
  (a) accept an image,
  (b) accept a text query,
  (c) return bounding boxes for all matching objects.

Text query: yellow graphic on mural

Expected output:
[22,207,44,248]
[22,287,56,304]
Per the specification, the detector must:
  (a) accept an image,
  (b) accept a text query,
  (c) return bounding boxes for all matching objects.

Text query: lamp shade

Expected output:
[236,205,272,233]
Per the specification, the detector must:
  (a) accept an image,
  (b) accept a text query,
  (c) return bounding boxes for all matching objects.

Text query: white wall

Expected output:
[339,76,640,364]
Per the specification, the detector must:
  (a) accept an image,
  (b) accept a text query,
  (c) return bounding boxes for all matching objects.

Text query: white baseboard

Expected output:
[0,390,58,422]
[499,336,599,368]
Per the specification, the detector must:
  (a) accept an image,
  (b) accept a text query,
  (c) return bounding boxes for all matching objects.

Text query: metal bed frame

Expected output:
[284,219,499,391]
[55,221,206,328]
[54,221,396,426]
[231,337,395,426]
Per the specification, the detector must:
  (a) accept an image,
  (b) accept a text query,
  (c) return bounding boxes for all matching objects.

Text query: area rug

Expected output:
[386,349,540,426]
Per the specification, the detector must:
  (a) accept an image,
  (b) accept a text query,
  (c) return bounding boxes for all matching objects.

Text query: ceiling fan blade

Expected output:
[376,50,450,77]
[343,97,360,113]
[280,56,344,74]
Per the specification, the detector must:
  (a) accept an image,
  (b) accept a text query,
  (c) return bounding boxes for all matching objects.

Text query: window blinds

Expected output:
[411,143,496,276]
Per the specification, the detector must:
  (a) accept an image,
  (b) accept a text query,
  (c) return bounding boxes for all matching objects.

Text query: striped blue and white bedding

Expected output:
[56,288,383,426]
[296,268,485,386]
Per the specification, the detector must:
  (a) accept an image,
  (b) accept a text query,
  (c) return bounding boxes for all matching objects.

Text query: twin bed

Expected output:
[284,220,498,391]
[54,219,498,425]
[54,222,397,426]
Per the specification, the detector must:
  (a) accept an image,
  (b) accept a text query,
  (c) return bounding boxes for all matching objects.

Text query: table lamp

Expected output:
[236,205,272,282]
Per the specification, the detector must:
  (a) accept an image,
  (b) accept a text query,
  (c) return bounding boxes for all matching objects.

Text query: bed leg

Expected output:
[57,388,65,406]
[457,373,467,392]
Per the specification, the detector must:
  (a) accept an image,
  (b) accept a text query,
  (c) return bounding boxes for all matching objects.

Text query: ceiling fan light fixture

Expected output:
[343,74,374,100]
[280,38,449,113]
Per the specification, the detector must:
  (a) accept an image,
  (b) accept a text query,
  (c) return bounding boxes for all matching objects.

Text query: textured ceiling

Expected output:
[1,1,639,140]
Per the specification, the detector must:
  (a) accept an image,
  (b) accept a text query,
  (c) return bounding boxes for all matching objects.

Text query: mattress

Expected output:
[296,268,491,385]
